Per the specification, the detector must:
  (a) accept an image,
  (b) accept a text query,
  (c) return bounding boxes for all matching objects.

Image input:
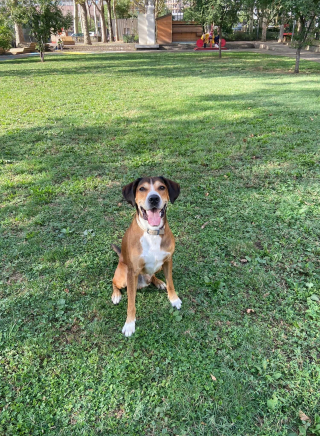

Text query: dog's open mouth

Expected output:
[140,206,166,226]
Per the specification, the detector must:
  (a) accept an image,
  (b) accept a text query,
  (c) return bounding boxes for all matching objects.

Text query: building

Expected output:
[165,0,186,20]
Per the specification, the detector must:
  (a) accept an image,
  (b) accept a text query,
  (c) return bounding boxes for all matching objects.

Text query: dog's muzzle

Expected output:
[140,204,166,227]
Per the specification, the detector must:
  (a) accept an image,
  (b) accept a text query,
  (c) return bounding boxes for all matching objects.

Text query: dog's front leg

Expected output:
[122,268,138,337]
[163,258,182,310]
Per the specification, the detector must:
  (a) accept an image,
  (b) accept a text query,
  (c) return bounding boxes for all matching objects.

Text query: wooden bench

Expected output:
[10,42,37,55]
[61,36,75,45]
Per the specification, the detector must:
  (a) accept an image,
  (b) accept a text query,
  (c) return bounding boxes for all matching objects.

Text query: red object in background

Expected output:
[196,39,204,47]
[221,38,226,47]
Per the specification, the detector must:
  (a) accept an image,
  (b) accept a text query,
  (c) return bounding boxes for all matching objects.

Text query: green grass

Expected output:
[1,51,320,436]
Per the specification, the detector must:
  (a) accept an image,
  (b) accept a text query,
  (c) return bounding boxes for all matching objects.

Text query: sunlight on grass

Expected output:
[1,52,320,435]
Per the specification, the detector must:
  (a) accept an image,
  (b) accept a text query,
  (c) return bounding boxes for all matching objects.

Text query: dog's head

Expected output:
[122,177,180,227]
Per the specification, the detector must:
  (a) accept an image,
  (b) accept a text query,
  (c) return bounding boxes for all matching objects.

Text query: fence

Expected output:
[112,18,138,40]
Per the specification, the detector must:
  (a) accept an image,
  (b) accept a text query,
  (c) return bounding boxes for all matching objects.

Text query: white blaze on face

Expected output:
[145,181,163,227]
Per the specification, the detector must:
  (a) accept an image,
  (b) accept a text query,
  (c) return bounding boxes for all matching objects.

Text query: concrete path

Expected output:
[252,41,320,63]
[1,41,320,63]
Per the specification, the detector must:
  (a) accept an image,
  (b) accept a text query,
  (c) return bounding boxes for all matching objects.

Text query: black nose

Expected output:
[148,195,160,207]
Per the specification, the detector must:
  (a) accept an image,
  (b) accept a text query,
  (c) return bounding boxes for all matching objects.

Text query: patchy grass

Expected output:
[1,51,320,436]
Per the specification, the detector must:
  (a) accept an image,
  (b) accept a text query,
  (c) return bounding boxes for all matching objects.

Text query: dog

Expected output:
[111,177,181,336]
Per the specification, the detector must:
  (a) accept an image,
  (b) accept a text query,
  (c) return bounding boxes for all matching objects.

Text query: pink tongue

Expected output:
[147,209,161,226]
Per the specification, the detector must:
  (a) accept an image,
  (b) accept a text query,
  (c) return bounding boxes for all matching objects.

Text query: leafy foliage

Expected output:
[22,0,72,61]
[0,18,12,50]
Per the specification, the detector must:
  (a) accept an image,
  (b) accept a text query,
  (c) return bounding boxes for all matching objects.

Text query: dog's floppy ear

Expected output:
[122,178,142,207]
[160,177,180,204]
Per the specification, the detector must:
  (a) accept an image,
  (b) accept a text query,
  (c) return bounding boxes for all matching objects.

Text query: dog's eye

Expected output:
[139,187,146,191]
[159,186,165,190]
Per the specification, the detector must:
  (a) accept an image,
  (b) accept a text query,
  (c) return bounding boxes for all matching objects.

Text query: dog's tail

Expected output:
[111,244,121,257]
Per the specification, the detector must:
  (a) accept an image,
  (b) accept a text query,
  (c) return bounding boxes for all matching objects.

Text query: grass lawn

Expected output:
[1,51,320,436]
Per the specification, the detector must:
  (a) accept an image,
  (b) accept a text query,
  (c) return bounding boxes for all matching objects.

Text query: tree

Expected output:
[0,17,13,50]
[77,0,92,44]
[185,0,241,58]
[3,0,26,45]
[115,0,131,18]
[92,0,107,42]
[105,0,114,41]
[23,0,72,61]
[210,0,242,57]
[255,0,279,42]
[131,0,165,18]
[184,0,241,58]
[112,0,118,41]
[283,0,320,73]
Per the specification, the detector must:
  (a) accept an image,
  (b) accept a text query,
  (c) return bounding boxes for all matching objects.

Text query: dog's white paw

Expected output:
[156,281,167,290]
[122,320,135,337]
[171,298,182,310]
[112,294,122,305]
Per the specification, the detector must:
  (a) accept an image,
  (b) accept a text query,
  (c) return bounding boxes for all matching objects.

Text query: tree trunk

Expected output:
[278,23,284,43]
[79,2,92,44]
[295,46,301,73]
[106,0,114,42]
[14,22,25,46]
[73,0,79,34]
[113,0,118,41]
[40,50,44,62]
[86,1,92,30]
[261,13,268,42]
[93,3,99,35]
[248,6,253,34]
[99,0,107,42]
[218,25,222,59]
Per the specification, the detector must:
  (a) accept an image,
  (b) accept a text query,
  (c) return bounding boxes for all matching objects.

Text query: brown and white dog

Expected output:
[111,177,181,336]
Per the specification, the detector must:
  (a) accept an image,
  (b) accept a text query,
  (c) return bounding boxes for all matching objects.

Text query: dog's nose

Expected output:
[148,195,160,207]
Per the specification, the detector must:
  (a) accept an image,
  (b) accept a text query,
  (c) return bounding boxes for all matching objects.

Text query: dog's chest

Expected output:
[140,233,169,275]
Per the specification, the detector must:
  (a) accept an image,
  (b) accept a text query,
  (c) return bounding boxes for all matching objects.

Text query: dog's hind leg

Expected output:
[112,262,127,304]
[151,275,167,290]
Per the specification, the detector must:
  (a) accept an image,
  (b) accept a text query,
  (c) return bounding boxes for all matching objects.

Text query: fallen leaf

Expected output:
[64,288,69,293]
[117,202,122,206]
[250,134,254,137]
[211,374,217,381]
[248,107,251,109]
[212,127,215,129]
[267,395,278,410]
[201,221,209,229]
[243,138,247,143]
[299,411,310,422]
[230,261,238,266]
[111,137,116,141]
[240,258,248,264]
[310,117,314,121]
[246,308,255,314]
[205,192,209,197]
[269,113,272,116]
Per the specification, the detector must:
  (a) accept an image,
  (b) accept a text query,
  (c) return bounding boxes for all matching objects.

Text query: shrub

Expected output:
[0,22,12,51]
[122,34,138,43]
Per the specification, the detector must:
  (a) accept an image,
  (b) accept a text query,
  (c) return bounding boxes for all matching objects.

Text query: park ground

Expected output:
[1,52,320,435]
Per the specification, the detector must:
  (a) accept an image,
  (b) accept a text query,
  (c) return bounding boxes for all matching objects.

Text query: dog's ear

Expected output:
[122,178,142,207]
[160,177,180,204]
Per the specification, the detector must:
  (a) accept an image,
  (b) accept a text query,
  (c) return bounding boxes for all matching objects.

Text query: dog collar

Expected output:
[136,218,165,235]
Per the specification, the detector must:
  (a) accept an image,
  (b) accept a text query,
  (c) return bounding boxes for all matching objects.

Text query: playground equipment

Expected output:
[194,38,227,51]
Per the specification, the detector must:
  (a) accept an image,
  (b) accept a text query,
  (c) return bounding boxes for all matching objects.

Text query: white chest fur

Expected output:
[140,233,169,275]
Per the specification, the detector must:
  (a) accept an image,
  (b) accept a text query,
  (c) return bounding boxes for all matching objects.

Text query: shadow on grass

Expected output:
[1,51,320,80]
[1,53,320,435]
